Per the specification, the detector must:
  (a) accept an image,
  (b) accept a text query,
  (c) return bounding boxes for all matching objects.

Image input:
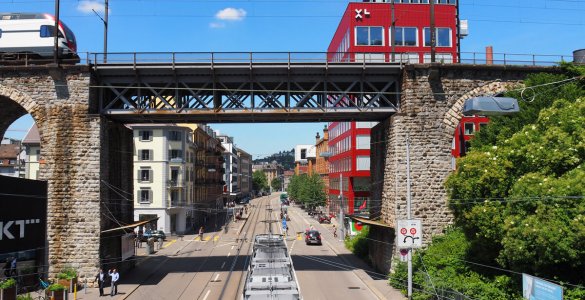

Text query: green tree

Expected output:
[271,177,282,192]
[252,170,268,192]
[286,173,326,208]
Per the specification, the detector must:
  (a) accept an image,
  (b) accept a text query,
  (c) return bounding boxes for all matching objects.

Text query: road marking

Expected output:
[221,262,226,269]
[231,245,234,250]
[227,252,231,257]
[202,289,211,300]
[162,239,177,248]
[213,274,220,281]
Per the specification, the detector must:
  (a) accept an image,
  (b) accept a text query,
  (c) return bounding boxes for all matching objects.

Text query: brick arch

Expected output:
[0,85,43,140]
[442,81,521,138]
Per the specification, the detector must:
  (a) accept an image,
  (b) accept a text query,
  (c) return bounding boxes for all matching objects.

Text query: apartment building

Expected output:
[237,148,253,199]
[217,134,240,203]
[22,124,40,180]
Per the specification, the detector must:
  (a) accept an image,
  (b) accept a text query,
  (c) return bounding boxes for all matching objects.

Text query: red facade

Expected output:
[328,2,459,63]
[451,116,490,163]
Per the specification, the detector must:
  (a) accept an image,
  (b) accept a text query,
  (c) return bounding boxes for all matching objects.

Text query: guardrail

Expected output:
[82,51,575,67]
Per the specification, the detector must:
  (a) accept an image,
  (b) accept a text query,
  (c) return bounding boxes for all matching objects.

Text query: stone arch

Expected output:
[0,84,43,139]
[442,80,522,138]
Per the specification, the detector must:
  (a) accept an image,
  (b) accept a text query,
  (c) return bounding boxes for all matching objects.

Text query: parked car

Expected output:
[318,215,331,224]
[142,230,166,241]
[305,230,322,245]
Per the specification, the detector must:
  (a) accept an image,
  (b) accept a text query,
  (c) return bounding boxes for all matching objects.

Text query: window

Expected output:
[464,123,475,135]
[353,177,371,192]
[356,156,370,171]
[139,130,152,141]
[356,26,384,46]
[356,135,370,149]
[424,27,452,47]
[140,149,152,161]
[139,189,151,203]
[301,149,307,159]
[169,150,183,160]
[170,168,179,182]
[393,27,417,46]
[354,197,369,212]
[168,131,182,141]
[139,168,152,182]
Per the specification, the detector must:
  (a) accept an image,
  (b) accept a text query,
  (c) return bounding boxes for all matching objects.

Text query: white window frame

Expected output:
[139,189,151,204]
[355,26,385,47]
[356,156,370,171]
[423,27,452,48]
[356,135,370,150]
[392,27,418,47]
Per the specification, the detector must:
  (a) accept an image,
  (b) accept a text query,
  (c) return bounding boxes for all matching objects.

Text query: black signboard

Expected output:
[0,176,47,254]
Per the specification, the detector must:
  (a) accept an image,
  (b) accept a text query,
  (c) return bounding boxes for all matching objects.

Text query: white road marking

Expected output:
[221,262,226,269]
[213,274,220,281]
[227,252,231,257]
[231,245,235,250]
[202,290,211,300]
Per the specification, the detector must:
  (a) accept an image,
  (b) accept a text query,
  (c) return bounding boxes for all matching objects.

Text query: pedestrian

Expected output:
[9,257,16,277]
[199,226,204,241]
[95,268,106,296]
[333,225,338,238]
[109,268,119,296]
[3,258,10,278]
[158,236,164,249]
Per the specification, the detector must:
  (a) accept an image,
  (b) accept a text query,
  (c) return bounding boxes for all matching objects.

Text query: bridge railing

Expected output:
[85,51,574,67]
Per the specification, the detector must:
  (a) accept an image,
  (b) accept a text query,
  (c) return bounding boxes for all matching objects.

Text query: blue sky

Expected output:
[3,0,584,159]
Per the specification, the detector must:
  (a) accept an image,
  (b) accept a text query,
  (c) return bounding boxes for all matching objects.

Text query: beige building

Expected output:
[237,148,253,198]
[22,124,40,180]
[315,125,330,192]
[252,162,284,193]
[132,124,196,235]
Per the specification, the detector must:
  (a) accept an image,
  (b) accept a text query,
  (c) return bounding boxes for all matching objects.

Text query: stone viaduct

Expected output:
[0,63,556,280]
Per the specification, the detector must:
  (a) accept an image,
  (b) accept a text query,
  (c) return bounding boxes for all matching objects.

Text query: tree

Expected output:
[252,170,268,192]
[271,177,282,192]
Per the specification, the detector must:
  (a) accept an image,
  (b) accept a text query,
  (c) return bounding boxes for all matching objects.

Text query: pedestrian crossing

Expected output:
[193,235,220,242]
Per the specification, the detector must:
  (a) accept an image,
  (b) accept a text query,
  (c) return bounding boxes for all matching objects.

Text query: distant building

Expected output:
[237,148,253,198]
[22,124,40,180]
[132,124,197,235]
[314,125,330,193]
[294,144,316,176]
[252,161,284,192]
[451,115,489,168]
[217,134,240,202]
[0,142,21,177]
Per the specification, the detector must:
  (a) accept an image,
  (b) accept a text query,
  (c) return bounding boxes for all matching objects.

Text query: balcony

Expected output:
[168,199,188,208]
[167,180,184,188]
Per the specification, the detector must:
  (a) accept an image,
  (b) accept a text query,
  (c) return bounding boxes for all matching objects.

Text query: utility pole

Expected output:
[104,0,109,63]
[406,134,413,299]
[53,0,60,65]
[430,0,436,63]
[339,173,344,240]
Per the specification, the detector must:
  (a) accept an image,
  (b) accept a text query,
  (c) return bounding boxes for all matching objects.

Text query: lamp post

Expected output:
[53,0,60,64]
[92,0,109,62]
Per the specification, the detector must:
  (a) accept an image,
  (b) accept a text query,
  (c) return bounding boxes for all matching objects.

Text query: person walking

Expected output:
[332,225,338,238]
[95,268,106,296]
[199,226,204,241]
[109,269,119,296]
[9,257,17,277]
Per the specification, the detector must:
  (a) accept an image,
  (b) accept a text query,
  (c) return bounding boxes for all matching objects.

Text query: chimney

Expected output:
[323,125,329,140]
[315,132,320,144]
[486,46,493,65]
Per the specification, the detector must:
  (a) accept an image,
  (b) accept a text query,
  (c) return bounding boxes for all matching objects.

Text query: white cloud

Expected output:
[215,8,247,21]
[209,22,226,29]
[77,1,105,14]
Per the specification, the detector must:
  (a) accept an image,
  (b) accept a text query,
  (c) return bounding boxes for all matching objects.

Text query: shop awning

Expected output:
[100,218,159,234]
[347,215,393,229]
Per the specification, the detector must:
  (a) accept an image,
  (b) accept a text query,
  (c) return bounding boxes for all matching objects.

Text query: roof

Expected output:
[22,124,40,144]
[0,144,19,159]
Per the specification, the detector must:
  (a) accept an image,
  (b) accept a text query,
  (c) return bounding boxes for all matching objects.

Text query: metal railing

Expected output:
[80,51,575,67]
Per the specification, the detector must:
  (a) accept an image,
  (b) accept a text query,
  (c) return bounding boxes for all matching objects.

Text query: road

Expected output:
[119,193,394,300]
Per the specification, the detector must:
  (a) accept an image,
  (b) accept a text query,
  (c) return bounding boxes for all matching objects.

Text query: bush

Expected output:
[56,267,77,280]
[47,283,66,292]
[344,226,370,263]
[17,294,34,300]
[0,278,16,289]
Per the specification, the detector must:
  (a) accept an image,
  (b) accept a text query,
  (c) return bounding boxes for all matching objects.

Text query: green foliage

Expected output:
[344,226,370,262]
[286,173,327,208]
[47,283,67,292]
[270,177,282,192]
[0,278,16,289]
[252,170,268,192]
[16,294,34,300]
[56,267,77,280]
[438,68,585,299]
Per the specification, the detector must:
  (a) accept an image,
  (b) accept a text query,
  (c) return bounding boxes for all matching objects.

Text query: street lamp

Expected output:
[462,96,520,116]
[92,0,109,62]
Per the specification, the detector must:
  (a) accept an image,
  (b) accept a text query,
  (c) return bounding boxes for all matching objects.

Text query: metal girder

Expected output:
[94,62,401,123]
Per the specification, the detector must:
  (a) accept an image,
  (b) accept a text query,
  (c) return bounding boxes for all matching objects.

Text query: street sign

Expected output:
[396,219,422,248]
[522,273,563,300]
[399,249,408,262]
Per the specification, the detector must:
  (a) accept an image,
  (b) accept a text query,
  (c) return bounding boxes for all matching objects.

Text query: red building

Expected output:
[328,121,377,218]
[327,0,461,64]
[327,1,464,225]
[451,115,489,167]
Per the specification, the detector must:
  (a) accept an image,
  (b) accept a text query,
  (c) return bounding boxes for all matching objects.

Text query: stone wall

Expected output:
[0,66,133,282]
[373,64,555,273]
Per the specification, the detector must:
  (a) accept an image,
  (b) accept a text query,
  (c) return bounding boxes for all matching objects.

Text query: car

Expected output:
[305,230,322,245]
[142,230,166,241]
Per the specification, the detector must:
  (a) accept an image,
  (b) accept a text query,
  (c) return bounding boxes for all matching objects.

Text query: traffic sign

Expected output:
[396,219,422,248]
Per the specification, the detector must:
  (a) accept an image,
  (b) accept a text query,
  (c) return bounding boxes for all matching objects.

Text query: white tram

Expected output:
[0,13,78,61]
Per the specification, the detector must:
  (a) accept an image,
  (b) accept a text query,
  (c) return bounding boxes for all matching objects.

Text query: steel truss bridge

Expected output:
[92,52,402,123]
